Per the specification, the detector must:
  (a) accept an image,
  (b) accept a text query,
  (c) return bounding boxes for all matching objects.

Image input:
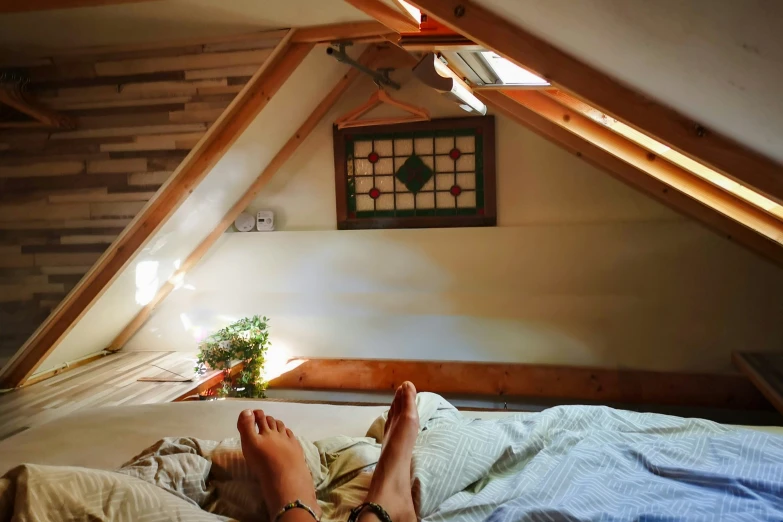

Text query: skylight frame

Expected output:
[545,90,783,222]
[479,51,550,87]
[441,50,550,89]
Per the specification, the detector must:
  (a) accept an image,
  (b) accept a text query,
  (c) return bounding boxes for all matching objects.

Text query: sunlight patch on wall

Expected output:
[134,261,159,306]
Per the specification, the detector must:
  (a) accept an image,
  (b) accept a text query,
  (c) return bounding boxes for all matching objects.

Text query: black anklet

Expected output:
[347,502,393,522]
[275,499,320,521]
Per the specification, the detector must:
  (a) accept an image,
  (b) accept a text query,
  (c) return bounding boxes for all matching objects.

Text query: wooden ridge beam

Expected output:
[405,0,783,205]
[106,45,383,352]
[0,33,313,388]
[267,358,771,410]
[0,0,158,13]
[343,0,420,33]
[479,90,783,266]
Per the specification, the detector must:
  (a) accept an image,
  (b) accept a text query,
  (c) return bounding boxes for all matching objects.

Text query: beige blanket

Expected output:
[0,393,451,522]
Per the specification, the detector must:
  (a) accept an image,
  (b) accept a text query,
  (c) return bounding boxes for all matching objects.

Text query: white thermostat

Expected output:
[257,210,275,231]
[234,212,256,232]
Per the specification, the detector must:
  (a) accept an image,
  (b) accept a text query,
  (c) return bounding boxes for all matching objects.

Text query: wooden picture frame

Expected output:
[333,116,496,229]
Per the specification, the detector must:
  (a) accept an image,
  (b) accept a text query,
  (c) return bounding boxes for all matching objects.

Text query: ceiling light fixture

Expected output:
[413,53,487,115]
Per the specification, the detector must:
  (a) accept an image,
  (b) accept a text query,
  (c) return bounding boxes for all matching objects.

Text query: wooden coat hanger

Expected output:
[335,88,430,129]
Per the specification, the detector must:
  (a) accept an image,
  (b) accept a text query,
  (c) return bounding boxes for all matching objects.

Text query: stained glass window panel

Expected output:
[334,116,496,229]
[456,135,475,153]
[414,137,433,155]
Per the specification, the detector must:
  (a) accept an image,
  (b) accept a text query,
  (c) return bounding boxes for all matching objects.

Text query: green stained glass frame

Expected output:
[333,116,496,230]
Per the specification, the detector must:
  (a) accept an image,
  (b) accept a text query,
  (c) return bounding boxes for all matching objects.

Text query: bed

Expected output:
[1,397,782,520]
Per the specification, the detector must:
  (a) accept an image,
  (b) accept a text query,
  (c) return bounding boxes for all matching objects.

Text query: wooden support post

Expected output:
[406,0,783,205]
[479,90,783,266]
[107,45,382,352]
[0,34,314,388]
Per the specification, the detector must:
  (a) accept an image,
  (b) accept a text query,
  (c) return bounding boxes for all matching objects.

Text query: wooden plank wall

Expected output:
[0,31,284,368]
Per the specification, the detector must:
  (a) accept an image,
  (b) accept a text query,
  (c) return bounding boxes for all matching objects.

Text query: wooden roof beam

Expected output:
[479,90,783,266]
[292,21,393,43]
[406,0,783,206]
[0,33,314,388]
[107,45,382,352]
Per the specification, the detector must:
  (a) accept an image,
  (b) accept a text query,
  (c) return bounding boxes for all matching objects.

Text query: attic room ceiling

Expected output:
[0,0,372,49]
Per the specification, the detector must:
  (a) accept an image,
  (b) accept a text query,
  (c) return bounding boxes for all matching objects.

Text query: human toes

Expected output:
[265,414,278,432]
[401,381,417,403]
[253,410,271,433]
[237,409,257,439]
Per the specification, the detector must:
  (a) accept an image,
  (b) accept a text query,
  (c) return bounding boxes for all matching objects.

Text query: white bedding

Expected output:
[0,399,780,476]
[3,395,783,521]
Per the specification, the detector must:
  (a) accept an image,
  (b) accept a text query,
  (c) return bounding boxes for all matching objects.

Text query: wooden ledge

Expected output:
[268,358,771,410]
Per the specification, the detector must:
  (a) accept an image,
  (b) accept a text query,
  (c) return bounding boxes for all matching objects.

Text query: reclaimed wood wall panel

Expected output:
[0,31,283,369]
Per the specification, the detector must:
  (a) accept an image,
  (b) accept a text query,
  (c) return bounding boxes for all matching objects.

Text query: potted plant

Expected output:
[196,315,271,398]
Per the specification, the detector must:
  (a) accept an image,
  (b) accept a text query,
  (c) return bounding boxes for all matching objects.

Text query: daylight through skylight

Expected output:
[548,91,783,221]
[481,52,549,86]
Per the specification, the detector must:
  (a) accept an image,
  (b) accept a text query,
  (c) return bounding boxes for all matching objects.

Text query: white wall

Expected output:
[124,75,783,373]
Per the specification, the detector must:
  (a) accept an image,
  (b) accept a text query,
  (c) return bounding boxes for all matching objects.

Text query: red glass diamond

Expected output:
[449,185,462,196]
[449,148,461,160]
[369,188,381,199]
[368,152,380,163]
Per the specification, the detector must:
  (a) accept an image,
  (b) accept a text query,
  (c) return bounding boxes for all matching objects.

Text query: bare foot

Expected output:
[237,409,321,521]
[360,382,419,522]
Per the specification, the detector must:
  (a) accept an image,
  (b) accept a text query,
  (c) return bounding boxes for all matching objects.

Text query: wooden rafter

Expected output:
[344,0,420,33]
[107,45,383,352]
[543,89,783,222]
[404,0,783,205]
[267,358,770,410]
[0,0,158,13]
[0,34,314,388]
[479,90,783,266]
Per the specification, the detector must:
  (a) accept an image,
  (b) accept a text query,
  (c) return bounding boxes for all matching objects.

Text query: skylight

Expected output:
[480,52,549,86]
[395,0,421,24]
